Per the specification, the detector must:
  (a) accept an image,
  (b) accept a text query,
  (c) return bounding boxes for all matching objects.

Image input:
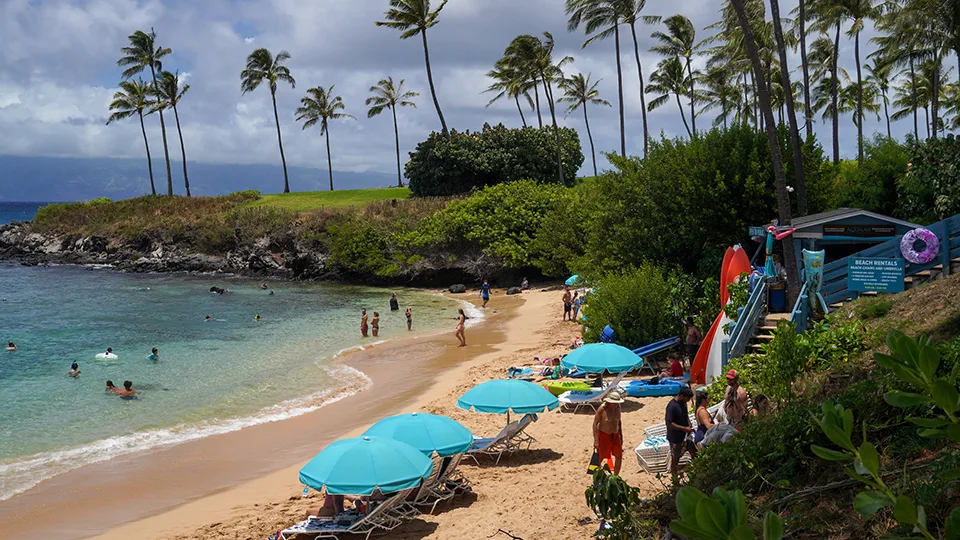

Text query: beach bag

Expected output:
[587,451,601,474]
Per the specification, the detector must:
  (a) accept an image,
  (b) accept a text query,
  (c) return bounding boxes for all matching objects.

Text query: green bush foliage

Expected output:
[405,123,584,196]
[855,297,894,320]
[833,136,909,216]
[898,134,960,223]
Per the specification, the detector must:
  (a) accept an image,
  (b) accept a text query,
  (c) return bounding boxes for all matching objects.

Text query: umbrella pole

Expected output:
[507,410,511,425]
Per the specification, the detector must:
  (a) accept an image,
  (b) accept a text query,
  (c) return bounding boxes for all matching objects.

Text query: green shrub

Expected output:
[722,274,751,326]
[833,136,909,216]
[405,123,584,196]
[855,297,894,320]
[897,134,960,223]
[796,317,868,369]
[325,216,400,278]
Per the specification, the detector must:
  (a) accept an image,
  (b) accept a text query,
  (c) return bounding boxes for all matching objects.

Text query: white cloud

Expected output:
[244,36,255,44]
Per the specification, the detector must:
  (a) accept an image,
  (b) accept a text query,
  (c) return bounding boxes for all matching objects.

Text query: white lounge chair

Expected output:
[279,488,414,540]
[465,413,539,464]
[642,402,721,439]
[557,373,626,413]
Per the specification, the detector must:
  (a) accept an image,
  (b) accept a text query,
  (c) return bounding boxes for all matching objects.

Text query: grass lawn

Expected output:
[247,187,412,212]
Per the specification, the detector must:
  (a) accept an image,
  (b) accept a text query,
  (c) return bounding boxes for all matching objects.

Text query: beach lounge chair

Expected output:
[557,373,626,413]
[642,402,721,439]
[465,413,539,464]
[279,488,414,540]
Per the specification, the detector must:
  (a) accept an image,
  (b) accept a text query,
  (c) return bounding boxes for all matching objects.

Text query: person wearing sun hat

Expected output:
[723,369,749,423]
[593,388,626,474]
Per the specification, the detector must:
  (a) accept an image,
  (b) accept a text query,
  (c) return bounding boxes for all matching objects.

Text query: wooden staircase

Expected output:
[746,312,790,356]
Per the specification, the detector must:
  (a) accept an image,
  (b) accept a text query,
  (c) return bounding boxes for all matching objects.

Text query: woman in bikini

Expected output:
[371,312,380,337]
[360,309,369,338]
[455,308,467,347]
[693,391,716,447]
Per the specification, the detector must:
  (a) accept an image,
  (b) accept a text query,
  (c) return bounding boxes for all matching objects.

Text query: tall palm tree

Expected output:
[647,56,693,137]
[845,0,881,163]
[651,14,701,136]
[106,79,157,196]
[153,71,191,197]
[791,0,815,138]
[809,0,846,164]
[296,86,356,191]
[483,59,535,127]
[865,59,893,137]
[117,28,173,196]
[366,77,419,188]
[565,0,626,156]
[836,72,882,128]
[770,0,808,216]
[729,0,800,305]
[503,33,572,184]
[698,64,740,129]
[241,48,296,193]
[558,73,611,176]
[872,3,923,140]
[620,0,659,157]
[376,0,449,137]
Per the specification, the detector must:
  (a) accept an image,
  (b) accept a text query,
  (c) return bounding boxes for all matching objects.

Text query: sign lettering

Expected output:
[848,258,905,293]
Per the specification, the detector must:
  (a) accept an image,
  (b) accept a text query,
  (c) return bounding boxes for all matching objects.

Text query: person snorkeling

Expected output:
[67,363,81,377]
[5,341,16,351]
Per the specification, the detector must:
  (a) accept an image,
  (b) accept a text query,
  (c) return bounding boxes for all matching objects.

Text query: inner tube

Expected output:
[900,228,939,264]
[95,353,119,359]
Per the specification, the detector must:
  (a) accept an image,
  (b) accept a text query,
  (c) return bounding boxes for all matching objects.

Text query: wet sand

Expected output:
[0,292,524,539]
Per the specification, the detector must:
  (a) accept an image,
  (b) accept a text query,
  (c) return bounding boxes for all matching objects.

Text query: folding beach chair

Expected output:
[279,488,413,540]
[557,373,626,413]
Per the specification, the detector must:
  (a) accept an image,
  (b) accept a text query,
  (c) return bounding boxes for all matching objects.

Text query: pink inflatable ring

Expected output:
[900,228,939,264]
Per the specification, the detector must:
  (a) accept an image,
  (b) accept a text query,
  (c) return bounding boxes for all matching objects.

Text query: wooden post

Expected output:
[941,219,952,277]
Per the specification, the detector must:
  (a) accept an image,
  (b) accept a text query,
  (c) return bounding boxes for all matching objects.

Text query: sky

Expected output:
[0,0,934,180]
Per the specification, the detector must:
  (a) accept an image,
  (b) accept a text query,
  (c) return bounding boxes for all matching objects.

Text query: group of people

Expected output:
[105,379,138,398]
[561,286,582,322]
[360,293,414,338]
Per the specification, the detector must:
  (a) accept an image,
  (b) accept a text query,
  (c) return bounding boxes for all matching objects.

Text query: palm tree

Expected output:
[770,0,808,216]
[241,48,296,193]
[698,64,740,129]
[865,60,893,137]
[809,0,845,164]
[296,86,356,191]
[483,59,535,127]
[153,71,191,197]
[106,79,157,196]
[621,0,658,157]
[791,0,814,138]
[651,14,701,136]
[366,77,418,188]
[729,0,800,305]
[647,56,693,137]
[836,73,882,128]
[845,0,881,163]
[117,28,173,196]
[558,73,611,176]
[565,0,626,156]
[376,0,449,137]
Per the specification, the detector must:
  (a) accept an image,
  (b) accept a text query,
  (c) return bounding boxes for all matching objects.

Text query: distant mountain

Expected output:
[0,156,399,202]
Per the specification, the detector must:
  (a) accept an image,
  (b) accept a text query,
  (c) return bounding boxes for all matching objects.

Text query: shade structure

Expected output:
[560,343,643,374]
[363,412,473,457]
[299,436,433,495]
[565,275,580,286]
[456,379,559,414]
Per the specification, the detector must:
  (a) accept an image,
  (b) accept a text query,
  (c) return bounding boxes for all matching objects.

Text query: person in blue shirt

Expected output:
[146,348,159,361]
[480,280,491,308]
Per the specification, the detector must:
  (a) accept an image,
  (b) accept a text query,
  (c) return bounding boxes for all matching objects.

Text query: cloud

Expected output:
[0,0,927,182]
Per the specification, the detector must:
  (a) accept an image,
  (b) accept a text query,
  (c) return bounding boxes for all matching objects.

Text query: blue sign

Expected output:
[848,258,905,293]
[749,226,766,237]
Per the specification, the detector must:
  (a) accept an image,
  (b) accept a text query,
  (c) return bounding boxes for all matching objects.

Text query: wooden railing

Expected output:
[722,278,768,367]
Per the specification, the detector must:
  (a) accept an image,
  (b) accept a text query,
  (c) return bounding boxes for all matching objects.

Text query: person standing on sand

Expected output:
[521,277,529,290]
[390,293,399,312]
[480,280,491,308]
[666,386,696,477]
[455,308,467,347]
[360,309,369,338]
[371,312,380,337]
[683,318,702,366]
[572,291,581,321]
[562,286,572,321]
[593,388,625,474]
[406,308,412,331]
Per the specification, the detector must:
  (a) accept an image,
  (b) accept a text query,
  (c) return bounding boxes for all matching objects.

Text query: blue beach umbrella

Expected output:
[299,436,433,495]
[565,274,580,286]
[560,343,643,374]
[363,412,473,457]
[457,379,559,423]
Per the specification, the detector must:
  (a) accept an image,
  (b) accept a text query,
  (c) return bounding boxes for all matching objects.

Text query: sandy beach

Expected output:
[1,288,671,539]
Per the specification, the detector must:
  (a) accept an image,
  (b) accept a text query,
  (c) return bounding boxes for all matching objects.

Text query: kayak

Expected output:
[542,381,593,397]
[623,379,685,398]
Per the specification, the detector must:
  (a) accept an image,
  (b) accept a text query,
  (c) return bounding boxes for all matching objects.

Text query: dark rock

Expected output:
[506,287,522,295]
[449,284,466,294]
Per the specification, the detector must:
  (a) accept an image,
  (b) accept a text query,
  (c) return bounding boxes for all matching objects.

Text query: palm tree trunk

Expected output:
[722,95,728,130]
[730,0,799,307]
[855,31,864,164]
[270,90,290,193]
[149,65,174,196]
[172,103,190,197]
[392,106,403,187]
[883,91,891,138]
[910,57,918,139]
[831,23,841,165]
[583,104,597,177]
[614,24,626,156]
[420,29,449,137]
[628,22,649,157]
[799,0,812,139]
[932,52,940,139]
[138,110,156,196]
[675,93,692,137]
[770,0,808,216]
[515,95,527,127]
[686,56,697,137]
[326,125,334,191]
[925,106,930,138]
[534,85,543,128]
[541,76,564,185]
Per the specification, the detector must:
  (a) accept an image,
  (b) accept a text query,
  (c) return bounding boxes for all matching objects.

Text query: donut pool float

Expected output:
[900,228,939,264]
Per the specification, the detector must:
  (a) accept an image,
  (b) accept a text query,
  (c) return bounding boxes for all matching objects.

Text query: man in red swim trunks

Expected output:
[593,388,625,474]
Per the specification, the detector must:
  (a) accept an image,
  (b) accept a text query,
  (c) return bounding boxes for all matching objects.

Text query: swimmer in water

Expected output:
[5,341,16,351]
[106,380,118,393]
[260,283,269,290]
[102,347,114,357]
[116,380,137,398]
[146,348,159,361]
[205,315,212,322]
[255,313,261,321]
[68,363,81,377]
[269,290,275,296]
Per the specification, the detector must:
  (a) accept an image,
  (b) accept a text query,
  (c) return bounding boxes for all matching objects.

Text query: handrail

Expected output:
[723,278,768,365]
[789,280,812,334]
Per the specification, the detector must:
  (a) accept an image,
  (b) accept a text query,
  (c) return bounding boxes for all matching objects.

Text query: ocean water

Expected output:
[0,263,480,500]
[0,201,47,224]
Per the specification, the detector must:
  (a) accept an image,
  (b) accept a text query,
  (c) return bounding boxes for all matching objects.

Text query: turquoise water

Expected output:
[0,201,46,224]
[0,263,474,500]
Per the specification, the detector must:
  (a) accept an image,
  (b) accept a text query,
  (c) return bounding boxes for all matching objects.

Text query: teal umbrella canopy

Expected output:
[363,412,473,457]
[299,436,433,495]
[560,343,642,374]
[456,379,559,414]
[565,275,580,286]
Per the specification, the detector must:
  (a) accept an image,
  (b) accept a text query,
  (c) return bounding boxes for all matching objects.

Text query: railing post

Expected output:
[722,337,730,369]
[940,220,952,277]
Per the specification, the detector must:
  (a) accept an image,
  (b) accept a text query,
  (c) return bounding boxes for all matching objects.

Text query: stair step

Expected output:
[754,335,775,341]
[758,326,778,332]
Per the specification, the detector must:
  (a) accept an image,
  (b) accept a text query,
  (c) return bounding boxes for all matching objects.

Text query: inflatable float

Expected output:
[542,381,593,396]
[691,245,751,385]
[622,379,685,398]
[95,353,118,360]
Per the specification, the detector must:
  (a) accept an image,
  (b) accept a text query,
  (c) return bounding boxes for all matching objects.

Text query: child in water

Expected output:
[67,363,81,377]
[371,312,380,337]
[146,348,159,361]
